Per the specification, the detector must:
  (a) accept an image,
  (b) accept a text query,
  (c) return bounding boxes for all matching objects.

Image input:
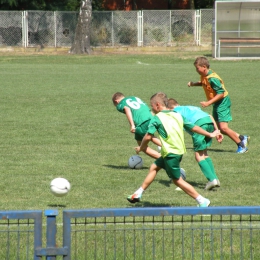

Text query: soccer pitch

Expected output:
[0,53,258,212]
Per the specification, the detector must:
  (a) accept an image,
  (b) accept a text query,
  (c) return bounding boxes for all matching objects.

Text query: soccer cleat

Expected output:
[236,146,248,154]
[216,179,221,187]
[198,198,210,207]
[204,179,218,190]
[242,136,250,147]
[127,193,141,204]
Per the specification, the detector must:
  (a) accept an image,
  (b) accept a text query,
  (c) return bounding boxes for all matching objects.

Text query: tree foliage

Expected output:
[0,0,215,11]
[0,0,104,11]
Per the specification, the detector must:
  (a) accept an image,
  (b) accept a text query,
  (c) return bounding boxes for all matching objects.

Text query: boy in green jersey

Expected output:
[127,92,221,207]
[188,56,249,154]
[168,98,222,191]
[112,92,161,159]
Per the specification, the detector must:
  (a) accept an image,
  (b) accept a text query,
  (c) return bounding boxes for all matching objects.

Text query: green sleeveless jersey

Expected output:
[148,111,195,157]
[116,96,152,126]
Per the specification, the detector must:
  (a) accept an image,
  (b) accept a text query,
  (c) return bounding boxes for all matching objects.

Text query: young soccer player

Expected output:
[167,98,222,190]
[112,92,161,159]
[127,92,221,207]
[187,56,249,154]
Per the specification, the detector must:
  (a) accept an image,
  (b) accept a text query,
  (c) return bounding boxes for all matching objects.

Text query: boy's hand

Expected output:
[130,125,136,133]
[187,81,193,87]
[135,146,141,154]
[210,129,221,138]
[200,101,209,107]
[216,134,224,143]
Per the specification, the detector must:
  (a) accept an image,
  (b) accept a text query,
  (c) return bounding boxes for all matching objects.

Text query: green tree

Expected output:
[0,0,104,10]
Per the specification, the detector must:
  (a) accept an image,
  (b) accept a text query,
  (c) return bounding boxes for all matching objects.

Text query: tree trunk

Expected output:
[70,0,92,54]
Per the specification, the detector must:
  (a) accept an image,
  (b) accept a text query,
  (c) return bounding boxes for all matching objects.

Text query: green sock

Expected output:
[205,157,219,180]
[198,160,216,182]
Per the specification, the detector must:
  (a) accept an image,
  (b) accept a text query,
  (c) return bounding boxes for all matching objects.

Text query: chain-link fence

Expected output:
[0,9,213,48]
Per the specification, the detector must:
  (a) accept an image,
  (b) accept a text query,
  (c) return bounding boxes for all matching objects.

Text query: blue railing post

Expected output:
[45,209,58,260]
[35,209,68,259]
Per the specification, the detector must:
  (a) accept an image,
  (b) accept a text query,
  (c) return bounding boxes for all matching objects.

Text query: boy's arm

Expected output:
[135,133,153,153]
[200,93,224,108]
[188,81,202,87]
[124,106,136,133]
[191,125,220,138]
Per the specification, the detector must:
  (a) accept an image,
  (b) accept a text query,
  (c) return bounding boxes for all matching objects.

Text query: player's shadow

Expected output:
[158,179,218,192]
[103,164,149,170]
[127,202,181,207]
[158,179,172,187]
[208,148,234,153]
[48,204,67,208]
[186,147,234,153]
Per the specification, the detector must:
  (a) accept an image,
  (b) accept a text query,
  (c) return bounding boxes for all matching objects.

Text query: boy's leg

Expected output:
[205,157,218,180]
[218,122,241,143]
[195,151,216,181]
[127,163,161,203]
[173,178,210,207]
[218,122,248,153]
[213,100,248,153]
[193,130,218,188]
[173,177,199,198]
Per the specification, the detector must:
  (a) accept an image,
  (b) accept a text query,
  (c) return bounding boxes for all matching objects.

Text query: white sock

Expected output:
[135,187,144,196]
[195,195,204,204]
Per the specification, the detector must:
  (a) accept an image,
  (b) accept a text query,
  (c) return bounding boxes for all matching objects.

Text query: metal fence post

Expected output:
[54,11,57,48]
[195,9,201,46]
[137,10,143,47]
[35,209,68,259]
[46,209,58,260]
[22,11,28,47]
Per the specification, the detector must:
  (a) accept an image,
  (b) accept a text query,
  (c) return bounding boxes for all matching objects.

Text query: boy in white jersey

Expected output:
[127,92,221,207]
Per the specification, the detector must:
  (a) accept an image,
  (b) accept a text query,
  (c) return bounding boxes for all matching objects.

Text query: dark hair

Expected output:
[167,98,179,109]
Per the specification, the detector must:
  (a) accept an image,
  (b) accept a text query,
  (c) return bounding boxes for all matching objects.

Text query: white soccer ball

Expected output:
[128,155,143,169]
[180,168,186,180]
[50,178,71,197]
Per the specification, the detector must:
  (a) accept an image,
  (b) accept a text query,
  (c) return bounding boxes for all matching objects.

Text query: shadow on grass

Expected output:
[186,147,234,153]
[157,178,205,189]
[158,179,219,192]
[103,164,149,170]
[48,204,67,208]
[127,202,174,207]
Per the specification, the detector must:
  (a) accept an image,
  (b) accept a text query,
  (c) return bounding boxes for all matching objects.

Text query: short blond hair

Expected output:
[194,57,210,68]
[150,92,168,107]
[112,92,124,102]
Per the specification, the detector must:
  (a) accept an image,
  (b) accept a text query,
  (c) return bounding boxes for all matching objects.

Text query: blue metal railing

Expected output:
[1,207,260,259]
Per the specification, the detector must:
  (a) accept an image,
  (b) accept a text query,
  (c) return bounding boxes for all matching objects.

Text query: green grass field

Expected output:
[0,52,258,214]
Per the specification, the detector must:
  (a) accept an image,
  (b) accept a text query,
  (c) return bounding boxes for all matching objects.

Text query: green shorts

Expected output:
[154,154,183,179]
[192,123,214,151]
[212,95,232,123]
[135,120,150,141]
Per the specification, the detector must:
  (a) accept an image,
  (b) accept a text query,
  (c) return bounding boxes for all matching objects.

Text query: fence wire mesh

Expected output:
[0,9,213,48]
[0,219,35,259]
[67,213,260,260]
[0,11,23,46]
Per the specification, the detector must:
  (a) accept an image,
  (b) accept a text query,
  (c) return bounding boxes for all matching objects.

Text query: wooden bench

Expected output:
[217,38,260,57]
